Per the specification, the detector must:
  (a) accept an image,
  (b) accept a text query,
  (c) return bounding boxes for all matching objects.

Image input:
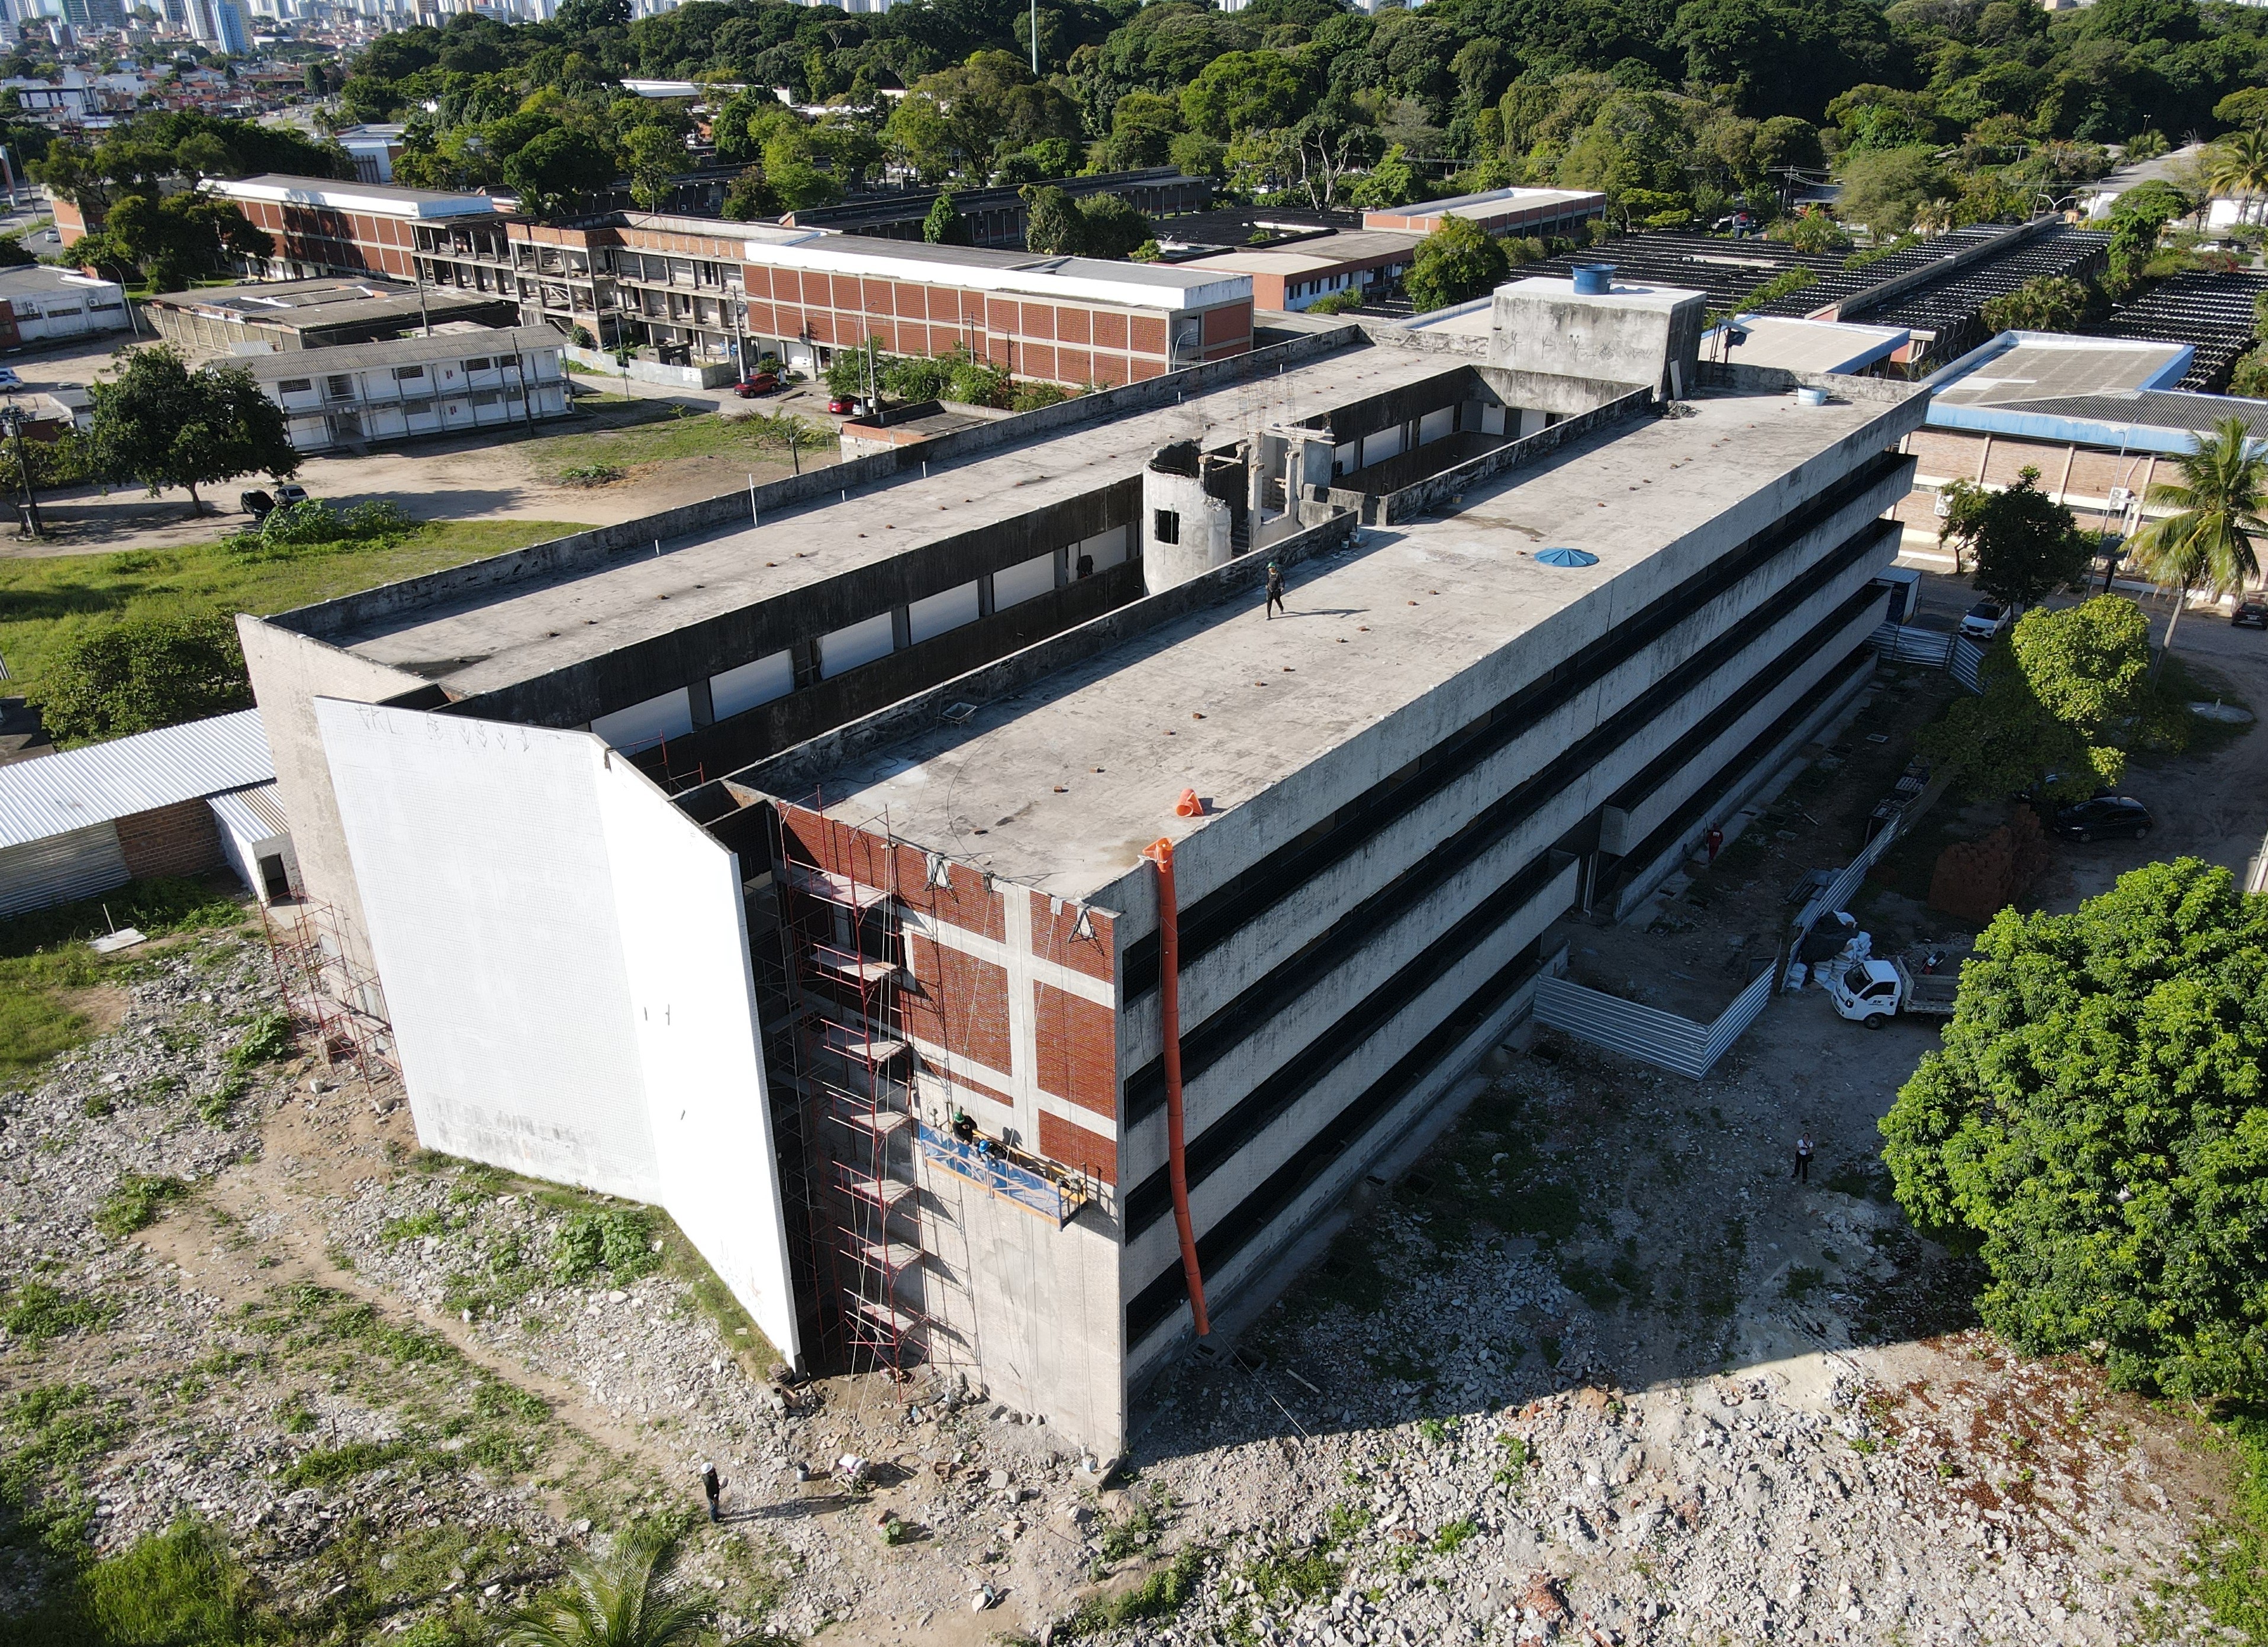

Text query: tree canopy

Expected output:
[37,610,253,746]
[88,347,299,513]
[1881,858,2268,1409]
[1939,465,2093,609]
[1918,595,2153,801]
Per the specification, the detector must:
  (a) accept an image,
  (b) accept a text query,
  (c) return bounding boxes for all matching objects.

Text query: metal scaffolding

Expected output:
[259,898,397,1084]
[774,824,927,1375]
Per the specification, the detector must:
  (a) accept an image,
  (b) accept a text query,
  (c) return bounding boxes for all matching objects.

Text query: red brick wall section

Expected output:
[115,800,224,881]
[903,935,1014,1078]
[1028,891,1113,984]
[1032,981,1115,1119]
[1040,1109,1117,1186]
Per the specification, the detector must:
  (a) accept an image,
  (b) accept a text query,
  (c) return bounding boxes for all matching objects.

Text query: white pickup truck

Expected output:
[1829,954,1959,1028]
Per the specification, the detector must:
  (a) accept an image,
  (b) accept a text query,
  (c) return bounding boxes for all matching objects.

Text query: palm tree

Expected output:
[2207,128,2268,226]
[2123,415,2268,668]
[498,1531,713,1647]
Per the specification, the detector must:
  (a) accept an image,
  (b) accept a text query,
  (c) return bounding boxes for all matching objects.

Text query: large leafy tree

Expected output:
[88,347,298,514]
[1916,595,2151,801]
[1937,465,2092,608]
[38,610,252,744]
[1407,216,1509,312]
[1880,858,2268,1407]
[2124,416,2268,666]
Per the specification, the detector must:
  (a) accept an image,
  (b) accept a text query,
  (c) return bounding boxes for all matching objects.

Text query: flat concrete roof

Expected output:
[325,346,1449,695]
[1926,331,2192,407]
[1176,231,1423,279]
[234,325,562,380]
[783,380,1919,904]
[1709,315,1910,376]
[208,173,510,220]
[736,232,1253,312]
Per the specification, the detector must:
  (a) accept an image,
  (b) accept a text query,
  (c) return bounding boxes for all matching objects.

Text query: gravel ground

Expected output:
[0,920,2240,1645]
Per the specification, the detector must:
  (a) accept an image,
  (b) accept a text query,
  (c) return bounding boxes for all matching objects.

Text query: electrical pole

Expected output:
[3,407,44,539]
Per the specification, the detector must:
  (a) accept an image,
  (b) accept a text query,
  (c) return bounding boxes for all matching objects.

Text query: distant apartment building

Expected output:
[236,325,570,453]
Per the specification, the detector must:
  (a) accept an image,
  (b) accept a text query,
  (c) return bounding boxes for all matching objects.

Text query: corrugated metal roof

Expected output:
[1986,389,2268,439]
[208,781,288,843]
[0,710,273,849]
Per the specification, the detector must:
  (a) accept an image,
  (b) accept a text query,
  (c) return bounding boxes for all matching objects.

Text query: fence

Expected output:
[1870,623,1986,693]
[1534,963,1776,1079]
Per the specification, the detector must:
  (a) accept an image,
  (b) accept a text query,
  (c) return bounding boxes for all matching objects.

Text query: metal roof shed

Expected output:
[0,711,276,919]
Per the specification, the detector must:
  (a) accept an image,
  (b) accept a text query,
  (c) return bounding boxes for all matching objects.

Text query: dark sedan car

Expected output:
[2052,795,2154,843]
[2234,600,2267,629]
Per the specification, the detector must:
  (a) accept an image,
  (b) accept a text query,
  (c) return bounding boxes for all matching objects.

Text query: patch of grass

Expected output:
[1243,1542,1341,1610]
[0,1383,125,1568]
[559,463,626,486]
[0,1517,278,1647]
[380,1209,451,1247]
[1494,1433,1530,1489]
[0,878,250,1081]
[281,1438,414,1489]
[1784,1265,1827,1301]
[1096,1497,1165,1564]
[2,1281,107,1343]
[1058,1546,1206,1638]
[94,1172,191,1240]
[532,406,838,481]
[1431,1516,1477,1553]
[2195,1409,2268,1638]
[0,519,585,717]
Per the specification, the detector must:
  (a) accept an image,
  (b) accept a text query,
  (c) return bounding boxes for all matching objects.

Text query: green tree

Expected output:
[923,191,971,245]
[38,610,252,744]
[1880,858,2268,1407]
[2125,417,2268,665]
[1180,50,1310,141]
[2209,128,2268,227]
[1979,275,2092,334]
[1075,193,1149,260]
[1406,216,1509,312]
[1938,466,2092,608]
[1917,597,2147,801]
[88,346,298,513]
[503,127,614,217]
[623,124,682,211]
[1022,183,1083,254]
[1834,146,1952,236]
[500,1530,712,1647]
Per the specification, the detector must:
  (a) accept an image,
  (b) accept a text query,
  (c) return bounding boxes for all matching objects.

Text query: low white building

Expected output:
[0,265,131,343]
[237,325,572,452]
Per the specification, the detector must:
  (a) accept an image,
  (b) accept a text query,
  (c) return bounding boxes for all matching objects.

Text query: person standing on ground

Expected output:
[1264,558,1286,620]
[1792,1133,1814,1182]
[701,1462,725,1523]
[1706,826,1723,864]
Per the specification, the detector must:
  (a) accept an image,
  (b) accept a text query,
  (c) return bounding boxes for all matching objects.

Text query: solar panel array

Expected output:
[1519,223,2112,371]
[2087,269,2268,391]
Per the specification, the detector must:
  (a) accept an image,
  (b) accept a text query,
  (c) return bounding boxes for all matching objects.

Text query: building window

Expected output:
[278,378,311,394]
[402,398,434,414]
[463,357,491,372]
[324,375,353,401]
[394,365,425,381]
[471,391,501,407]
[1153,508,1181,544]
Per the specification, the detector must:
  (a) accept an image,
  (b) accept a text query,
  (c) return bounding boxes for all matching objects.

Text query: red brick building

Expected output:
[210,175,513,283]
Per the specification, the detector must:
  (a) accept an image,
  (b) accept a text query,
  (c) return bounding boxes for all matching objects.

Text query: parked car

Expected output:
[2051,794,2154,843]
[275,483,310,509]
[240,488,275,520]
[826,395,857,415]
[2233,600,2267,629]
[1959,599,2012,642]
[0,368,22,391]
[733,371,780,398]
[1830,953,1960,1029]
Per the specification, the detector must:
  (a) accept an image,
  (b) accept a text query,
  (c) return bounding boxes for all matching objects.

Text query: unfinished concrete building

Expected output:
[240,275,1925,1462]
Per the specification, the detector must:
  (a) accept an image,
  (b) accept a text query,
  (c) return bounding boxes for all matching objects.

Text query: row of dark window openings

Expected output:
[1114,572,1896,1248]
[1124,936,1549,1347]
[1115,447,1911,1007]
[1122,607,1890,1345]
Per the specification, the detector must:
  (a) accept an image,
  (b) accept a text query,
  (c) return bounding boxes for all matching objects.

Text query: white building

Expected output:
[0,265,130,342]
[238,325,571,452]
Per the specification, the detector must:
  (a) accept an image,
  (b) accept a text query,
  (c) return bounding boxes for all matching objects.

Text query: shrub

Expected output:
[549,1207,658,1286]
[281,1438,413,1488]
[560,463,624,486]
[224,497,414,562]
[36,609,251,744]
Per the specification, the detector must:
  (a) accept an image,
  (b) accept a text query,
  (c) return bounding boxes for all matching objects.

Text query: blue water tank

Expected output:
[1571,264,1615,295]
